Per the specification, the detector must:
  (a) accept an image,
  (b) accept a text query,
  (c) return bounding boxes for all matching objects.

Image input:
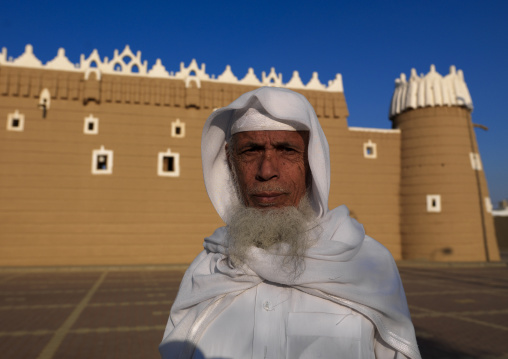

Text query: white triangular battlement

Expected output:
[0,44,343,92]
[390,65,473,117]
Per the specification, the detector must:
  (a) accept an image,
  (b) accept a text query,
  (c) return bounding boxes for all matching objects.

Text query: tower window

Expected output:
[469,152,482,171]
[363,139,377,159]
[427,194,441,213]
[171,119,185,138]
[7,110,25,132]
[92,146,113,175]
[84,114,99,135]
[158,149,180,177]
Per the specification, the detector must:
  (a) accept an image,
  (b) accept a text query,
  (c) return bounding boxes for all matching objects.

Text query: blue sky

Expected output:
[2,1,507,206]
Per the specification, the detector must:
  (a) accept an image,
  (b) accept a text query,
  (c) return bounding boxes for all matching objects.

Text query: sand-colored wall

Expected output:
[392,106,500,261]
[2,65,405,266]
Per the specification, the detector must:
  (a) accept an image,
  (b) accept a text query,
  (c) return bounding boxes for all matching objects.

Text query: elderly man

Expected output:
[160,87,421,359]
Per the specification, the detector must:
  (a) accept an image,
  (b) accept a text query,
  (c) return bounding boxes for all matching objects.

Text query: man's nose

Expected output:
[256,152,279,181]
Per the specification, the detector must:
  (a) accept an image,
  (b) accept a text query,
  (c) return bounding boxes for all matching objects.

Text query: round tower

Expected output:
[390,65,500,262]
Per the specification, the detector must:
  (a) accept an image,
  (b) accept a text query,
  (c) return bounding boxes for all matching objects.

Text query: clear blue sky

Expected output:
[2,1,507,206]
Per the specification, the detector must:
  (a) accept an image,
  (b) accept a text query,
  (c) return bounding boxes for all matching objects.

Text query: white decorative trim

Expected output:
[485,197,493,213]
[7,110,25,131]
[327,74,344,92]
[390,65,473,117]
[84,114,99,135]
[285,71,305,89]
[9,44,43,68]
[46,48,77,71]
[306,72,326,90]
[39,88,51,110]
[92,146,113,175]
[217,65,238,84]
[492,208,508,217]
[171,119,185,138]
[349,127,401,134]
[427,194,442,213]
[84,68,101,81]
[148,58,170,78]
[185,76,201,89]
[0,45,344,92]
[174,59,210,81]
[363,139,377,159]
[262,68,282,86]
[469,152,482,171]
[158,149,180,177]
[239,68,262,86]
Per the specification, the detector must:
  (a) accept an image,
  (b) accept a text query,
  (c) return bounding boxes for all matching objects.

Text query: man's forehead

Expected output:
[232,130,309,145]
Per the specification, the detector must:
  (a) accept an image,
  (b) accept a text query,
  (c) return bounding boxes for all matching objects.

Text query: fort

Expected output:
[0,45,500,266]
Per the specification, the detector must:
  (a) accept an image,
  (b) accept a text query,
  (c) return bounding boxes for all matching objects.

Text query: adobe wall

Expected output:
[393,106,500,261]
[1,65,405,266]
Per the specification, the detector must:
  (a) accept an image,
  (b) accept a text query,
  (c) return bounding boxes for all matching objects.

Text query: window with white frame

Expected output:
[426,194,442,213]
[171,119,185,138]
[469,152,482,171]
[92,146,113,175]
[158,149,180,177]
[363,139,377,159]
[6,110,25,131]
[84,114,99,135]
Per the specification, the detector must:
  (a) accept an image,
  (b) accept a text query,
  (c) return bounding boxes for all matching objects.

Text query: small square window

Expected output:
[363,140,377,159]
[171,119,185,138]
[427,194,441,213]
[6,110,25,132]
[92,146,113,175]
[158,149,180,177]
[84,114,99,135]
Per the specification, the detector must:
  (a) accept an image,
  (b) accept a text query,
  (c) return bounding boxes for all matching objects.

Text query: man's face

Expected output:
[227,130,310,208]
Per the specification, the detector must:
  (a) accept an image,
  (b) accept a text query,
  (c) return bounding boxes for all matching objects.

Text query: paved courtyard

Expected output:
[0,263,507,359]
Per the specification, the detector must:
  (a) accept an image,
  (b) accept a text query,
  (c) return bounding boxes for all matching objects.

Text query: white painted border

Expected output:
[349,127,400,134]
[469,152,482,171]
[363,139,377,159]
[485,197,493,213]
[492,208,508,217]
[84,114,99,135]
[171,119,185,138]
[7,110,25,131]
[92,145,113,175]
[427,194,442,213]
[158,149,180,177]
[39,88,51,110]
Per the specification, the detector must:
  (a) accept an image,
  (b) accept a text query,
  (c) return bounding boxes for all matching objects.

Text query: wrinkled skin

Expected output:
[226,130,310,208]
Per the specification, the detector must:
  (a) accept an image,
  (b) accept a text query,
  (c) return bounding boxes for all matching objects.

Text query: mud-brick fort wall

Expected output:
[0,45,500,266]
[390,66,500,262]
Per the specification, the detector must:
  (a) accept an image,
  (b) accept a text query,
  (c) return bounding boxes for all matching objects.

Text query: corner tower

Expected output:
[390,65,500,262]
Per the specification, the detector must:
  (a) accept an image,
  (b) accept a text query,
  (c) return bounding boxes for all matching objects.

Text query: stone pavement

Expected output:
[0,263,507,359]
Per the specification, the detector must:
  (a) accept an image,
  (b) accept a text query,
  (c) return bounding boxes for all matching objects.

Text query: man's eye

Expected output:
[241,148,258,154]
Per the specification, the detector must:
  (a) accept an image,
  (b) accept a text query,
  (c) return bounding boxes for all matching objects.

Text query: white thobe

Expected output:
[193,281,407,359]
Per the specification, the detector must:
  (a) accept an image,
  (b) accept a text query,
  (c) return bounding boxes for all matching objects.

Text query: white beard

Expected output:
[226,194,318,280]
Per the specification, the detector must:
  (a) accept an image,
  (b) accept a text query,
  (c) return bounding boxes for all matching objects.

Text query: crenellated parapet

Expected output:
[0,44,343,92]
[389,65,473,118]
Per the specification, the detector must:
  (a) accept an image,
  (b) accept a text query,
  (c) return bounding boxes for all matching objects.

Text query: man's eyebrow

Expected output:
[238,141,263,148]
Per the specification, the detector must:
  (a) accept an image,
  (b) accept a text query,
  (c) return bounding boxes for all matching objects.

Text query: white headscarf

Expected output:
[201,86,330,223]
[161,87,421,359]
